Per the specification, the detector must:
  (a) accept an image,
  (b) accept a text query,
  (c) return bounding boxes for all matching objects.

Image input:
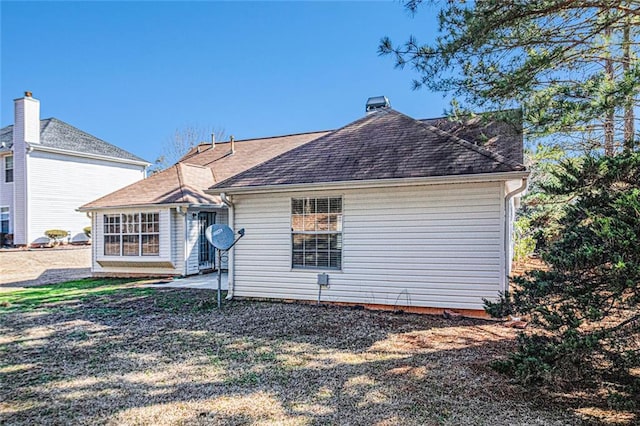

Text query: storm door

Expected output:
[198,212,216,270]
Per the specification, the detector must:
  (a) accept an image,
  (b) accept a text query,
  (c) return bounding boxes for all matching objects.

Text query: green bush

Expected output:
[486,153,640,402]
[513,216,536,262]
[83,226,91,238]
[44,229,68,241]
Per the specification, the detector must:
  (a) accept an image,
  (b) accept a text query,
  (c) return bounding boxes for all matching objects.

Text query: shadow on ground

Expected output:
[0,287,632,425]
[0,268,92,289]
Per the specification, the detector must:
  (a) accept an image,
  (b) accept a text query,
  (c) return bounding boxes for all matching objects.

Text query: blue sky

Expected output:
[1,1,445,163]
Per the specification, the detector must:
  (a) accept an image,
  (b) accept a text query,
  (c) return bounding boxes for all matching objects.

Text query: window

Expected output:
[104,214,121,255]
[291,197,342,269]
[0,207,9,234]
[5,156,13,183]
[103,212,160,256]
[140,213,160,255]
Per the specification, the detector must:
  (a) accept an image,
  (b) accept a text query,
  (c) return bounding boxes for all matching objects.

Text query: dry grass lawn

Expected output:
[0,279,633,425]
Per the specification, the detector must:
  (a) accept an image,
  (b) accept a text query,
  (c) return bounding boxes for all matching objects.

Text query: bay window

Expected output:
[103,212,159,256]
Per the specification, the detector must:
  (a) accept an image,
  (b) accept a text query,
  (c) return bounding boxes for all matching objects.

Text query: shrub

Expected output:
[44,229,69,244]
[486,153,640,403]
[513,216,536,262]
[83,226,91,238]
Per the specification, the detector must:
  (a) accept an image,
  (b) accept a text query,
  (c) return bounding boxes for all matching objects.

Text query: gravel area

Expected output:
[0,246,91,288]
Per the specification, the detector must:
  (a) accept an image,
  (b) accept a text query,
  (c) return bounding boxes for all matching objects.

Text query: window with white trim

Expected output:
[0,207,9,234]
[103,213,160,256]
[291,197,342,269]
[5,156,13,183]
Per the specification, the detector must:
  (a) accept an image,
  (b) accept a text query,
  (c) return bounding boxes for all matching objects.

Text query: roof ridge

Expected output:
[424,122,525,170]
[180,129,332,163]
[387,109,524,170]
[211,113,378,189]
[176,163,187,203]
[418,108,522,123]
[214,129,332,145]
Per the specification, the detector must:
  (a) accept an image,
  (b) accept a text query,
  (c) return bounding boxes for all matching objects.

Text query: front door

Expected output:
[198,212,216,270]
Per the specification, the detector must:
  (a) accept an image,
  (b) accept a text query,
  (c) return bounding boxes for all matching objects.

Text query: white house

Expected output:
[0,92,149,246]
[207,100,528,317]
[78,130,329,277]
[82,97,527,316]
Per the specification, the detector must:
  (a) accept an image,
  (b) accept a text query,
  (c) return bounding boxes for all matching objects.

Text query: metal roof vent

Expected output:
[366,96,390,114]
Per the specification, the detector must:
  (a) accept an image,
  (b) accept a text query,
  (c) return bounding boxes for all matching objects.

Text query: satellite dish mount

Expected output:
[205,224,246,308]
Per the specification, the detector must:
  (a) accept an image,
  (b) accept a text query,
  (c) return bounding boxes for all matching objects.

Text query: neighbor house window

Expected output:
[5,156,13,183]
[103,212,160,256]
[291,197,342,269]
[0,207,9,233]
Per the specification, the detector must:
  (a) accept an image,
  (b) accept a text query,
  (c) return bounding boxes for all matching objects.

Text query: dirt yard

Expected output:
[1,279,632,425]
[0,246,91,288]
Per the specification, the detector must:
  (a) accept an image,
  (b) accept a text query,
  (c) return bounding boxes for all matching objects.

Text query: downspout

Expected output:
[220,193,235,299]
[503,177,528,294]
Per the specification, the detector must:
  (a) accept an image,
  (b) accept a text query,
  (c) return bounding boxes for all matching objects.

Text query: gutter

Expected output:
[28,143,150,167]
[220,193,235,300]
[77,202,225,213]
[503,177,528,294]
[207,171,530,196]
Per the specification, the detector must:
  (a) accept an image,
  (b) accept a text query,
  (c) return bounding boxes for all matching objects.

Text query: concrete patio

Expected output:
[146,272,228,290]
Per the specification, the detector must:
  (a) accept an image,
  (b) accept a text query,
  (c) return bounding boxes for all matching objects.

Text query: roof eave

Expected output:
[78,201,225,212]
[208,170,531,196]
[30,144,150,167]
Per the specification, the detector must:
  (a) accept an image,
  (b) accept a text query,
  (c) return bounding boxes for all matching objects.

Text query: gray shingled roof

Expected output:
[211,109,526,191]
[420,109,523,165]
[0,118,148,163]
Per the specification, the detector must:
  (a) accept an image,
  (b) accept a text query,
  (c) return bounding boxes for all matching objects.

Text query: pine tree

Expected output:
[380,0,640,154]
[485,153,640,401]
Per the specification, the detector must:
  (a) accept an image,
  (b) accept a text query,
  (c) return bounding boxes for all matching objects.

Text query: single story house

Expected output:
[207,101,528,316]
[0,92,149,246]
[78,130,329,276]
[81,98,527,316]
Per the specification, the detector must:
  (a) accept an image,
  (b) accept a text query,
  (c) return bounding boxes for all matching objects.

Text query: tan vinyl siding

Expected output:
[232,182,505,310]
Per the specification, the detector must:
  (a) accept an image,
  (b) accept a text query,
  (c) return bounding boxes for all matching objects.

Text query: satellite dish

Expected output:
[206,224,236,250]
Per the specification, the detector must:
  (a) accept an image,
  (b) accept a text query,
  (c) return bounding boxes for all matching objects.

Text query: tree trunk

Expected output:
[604,25,615,156]
[623,10,635,151]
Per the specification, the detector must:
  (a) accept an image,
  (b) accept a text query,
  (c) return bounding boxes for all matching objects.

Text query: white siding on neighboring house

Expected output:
[231,181,505,311]
[12,146,28,246]
[92,207,177,275]
[28,150,145,244]
[0,155,14,233]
